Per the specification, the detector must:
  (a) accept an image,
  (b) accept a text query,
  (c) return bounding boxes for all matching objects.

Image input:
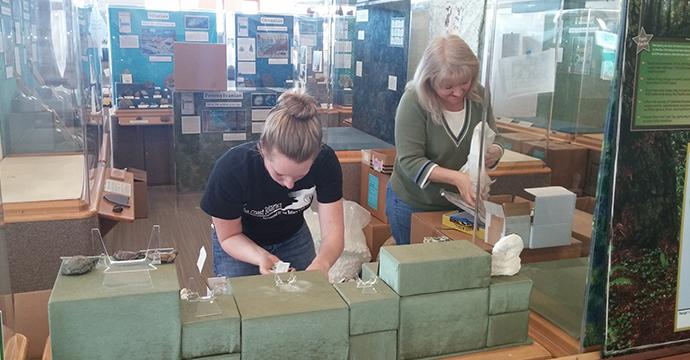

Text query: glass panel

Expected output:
[482,0,624,346]
[0,0,96,219]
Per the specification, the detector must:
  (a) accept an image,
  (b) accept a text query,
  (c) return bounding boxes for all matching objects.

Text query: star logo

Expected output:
[633,27,653,54]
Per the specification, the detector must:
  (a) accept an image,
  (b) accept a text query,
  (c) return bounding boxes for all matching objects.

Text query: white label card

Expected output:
[119,35,139,48]
[196,246,207,274]
[357,30,365,40]
[388,75,397,91]
[181,116,201,134]
[517,121,534,127]
[356,61,363,77]
[223,133,247,141]
[185,31,209,42]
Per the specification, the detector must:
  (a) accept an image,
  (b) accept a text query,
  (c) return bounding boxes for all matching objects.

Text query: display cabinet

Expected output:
[479,0,624,350]
[0,0,105,293]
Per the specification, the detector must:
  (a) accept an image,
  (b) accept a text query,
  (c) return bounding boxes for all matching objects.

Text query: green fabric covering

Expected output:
[48,263,181,360]
[489,273,533,315]
[487,311,529,347]
[181,295,241,359]
[191,353,241,360]
[334,280,399,335]
[349,330,397,360]
[230,271,349,360]
[379,241,491,296]
[361,261,379,281]
[398,288,489,360]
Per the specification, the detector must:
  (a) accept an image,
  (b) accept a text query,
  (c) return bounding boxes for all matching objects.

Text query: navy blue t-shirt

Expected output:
[201,141,343,246]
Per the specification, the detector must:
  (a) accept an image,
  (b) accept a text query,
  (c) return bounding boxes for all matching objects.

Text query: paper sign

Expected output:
[388,75,397,91]
[367,174,379,210]
[141,21,175,27]
[197,246,207,274]
[223,133,247,141]
[257,25,288,32]
[517,120,534,127]
[119,12,132,33]
[119,35,139,48]
[268,58,288,65]
[185,31,209,42]
[181,93,195,115]
[252,122,265,133]
[122,73,133,84]
[149,56,172,62]
[238,17,249,37]
[357,30,365,40]
[251,109,270,121]
[356,61,363,77]
[238,61,256,74]
[181,116,201,134]
[206,101,242,108]
[356,9,368,22]
[147,12,169,20]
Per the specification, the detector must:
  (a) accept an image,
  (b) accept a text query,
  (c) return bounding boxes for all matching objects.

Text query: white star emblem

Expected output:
[633,27,653,54]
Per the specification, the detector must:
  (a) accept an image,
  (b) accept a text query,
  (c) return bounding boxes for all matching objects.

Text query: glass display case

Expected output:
[0,184,15,359]
[479,0,624,347]
[0,0,107,223]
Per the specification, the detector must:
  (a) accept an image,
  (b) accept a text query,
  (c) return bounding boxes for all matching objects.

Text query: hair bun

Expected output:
[277,91,318,122]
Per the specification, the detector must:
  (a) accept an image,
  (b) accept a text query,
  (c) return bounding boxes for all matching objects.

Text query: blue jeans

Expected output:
[212,223,316,278]
[386,183,422,245]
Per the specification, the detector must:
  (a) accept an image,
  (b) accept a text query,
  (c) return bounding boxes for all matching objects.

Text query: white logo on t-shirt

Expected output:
[245,186,316,219]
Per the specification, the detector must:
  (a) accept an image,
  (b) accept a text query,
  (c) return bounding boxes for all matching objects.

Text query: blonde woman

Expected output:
[201,92,344,277]
[386,35,503,245]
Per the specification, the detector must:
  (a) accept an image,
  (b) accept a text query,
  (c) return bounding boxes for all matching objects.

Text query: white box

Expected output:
[524,186,576,249]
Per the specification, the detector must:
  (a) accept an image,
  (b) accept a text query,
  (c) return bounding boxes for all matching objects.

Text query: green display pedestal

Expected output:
[379,241,491,296]
[181,295,241,359]
[489,274,533,315]
[361,261,379,281]
[349,330,397,360]
[487,311,529,347]
[48,263,181,360]
[230,271,349,360]
[334,280,399,335]
[398,287,489,359]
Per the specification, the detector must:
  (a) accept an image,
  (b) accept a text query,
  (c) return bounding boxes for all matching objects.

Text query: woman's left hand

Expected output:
[484,144,504,168]
[306,257,330,277]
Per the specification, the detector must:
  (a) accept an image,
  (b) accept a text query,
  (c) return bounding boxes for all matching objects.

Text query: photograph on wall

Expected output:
[257,32,289,59]
[202,109,246,133]
[140,28,175,55]
[251,93,278,109]
[185,15,209,30]
[237,37,256,61]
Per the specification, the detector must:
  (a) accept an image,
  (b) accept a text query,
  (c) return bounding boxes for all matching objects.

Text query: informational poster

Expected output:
[633,38,690,130]
[390,17,405,47]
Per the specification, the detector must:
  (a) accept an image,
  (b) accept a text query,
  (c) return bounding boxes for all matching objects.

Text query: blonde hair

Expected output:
[407,35,481,125]
[260,91,322,163]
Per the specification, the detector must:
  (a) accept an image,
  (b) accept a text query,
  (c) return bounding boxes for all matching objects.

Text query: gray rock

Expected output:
[61,256,99,275]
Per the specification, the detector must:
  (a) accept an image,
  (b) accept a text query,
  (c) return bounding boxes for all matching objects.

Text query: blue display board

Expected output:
[234,13,293,88]
[108,6,218,99]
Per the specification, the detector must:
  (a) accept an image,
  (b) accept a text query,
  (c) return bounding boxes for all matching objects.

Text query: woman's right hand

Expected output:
[453,172,476,207]
[258,253,281,275]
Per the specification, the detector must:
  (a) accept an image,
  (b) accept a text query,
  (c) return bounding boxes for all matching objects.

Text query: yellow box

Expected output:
[442,211,485,240]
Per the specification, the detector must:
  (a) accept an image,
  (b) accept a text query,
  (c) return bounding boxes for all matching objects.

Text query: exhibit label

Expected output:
[633,39,690,130]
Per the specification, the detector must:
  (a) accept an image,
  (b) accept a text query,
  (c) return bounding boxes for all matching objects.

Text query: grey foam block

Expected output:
[487,311,529,347]
[334,279,399,335]
[489,273,533,315]
[181,295,241,359]
[398,287,489,359]
[349,330,397,360]
[48,264,181,360]
[379,241,491,296]
[230,271,349,360]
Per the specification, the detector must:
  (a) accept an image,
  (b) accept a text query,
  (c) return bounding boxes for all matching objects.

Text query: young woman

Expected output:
[201,92,344,277]
[386,34,504,245]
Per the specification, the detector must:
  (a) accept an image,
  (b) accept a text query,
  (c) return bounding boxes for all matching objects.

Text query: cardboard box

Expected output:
[523,140,588,194]
[483,198,531,246]
[174,43,228,91]
[410,211,449,244]
[576,196,596,214]
[497,132,545,153]
[129,168,149,219]
[181,295,241,359]
[48,264,181,360]
[363,218,392,260]
[370,149,396,174]
[13,290,51,360]
[379,241,491,296]
[360,163,390,223]
[398,288,488,359]
[334,280,399,335]
[230,271,349,360]
[524,187,576,249]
